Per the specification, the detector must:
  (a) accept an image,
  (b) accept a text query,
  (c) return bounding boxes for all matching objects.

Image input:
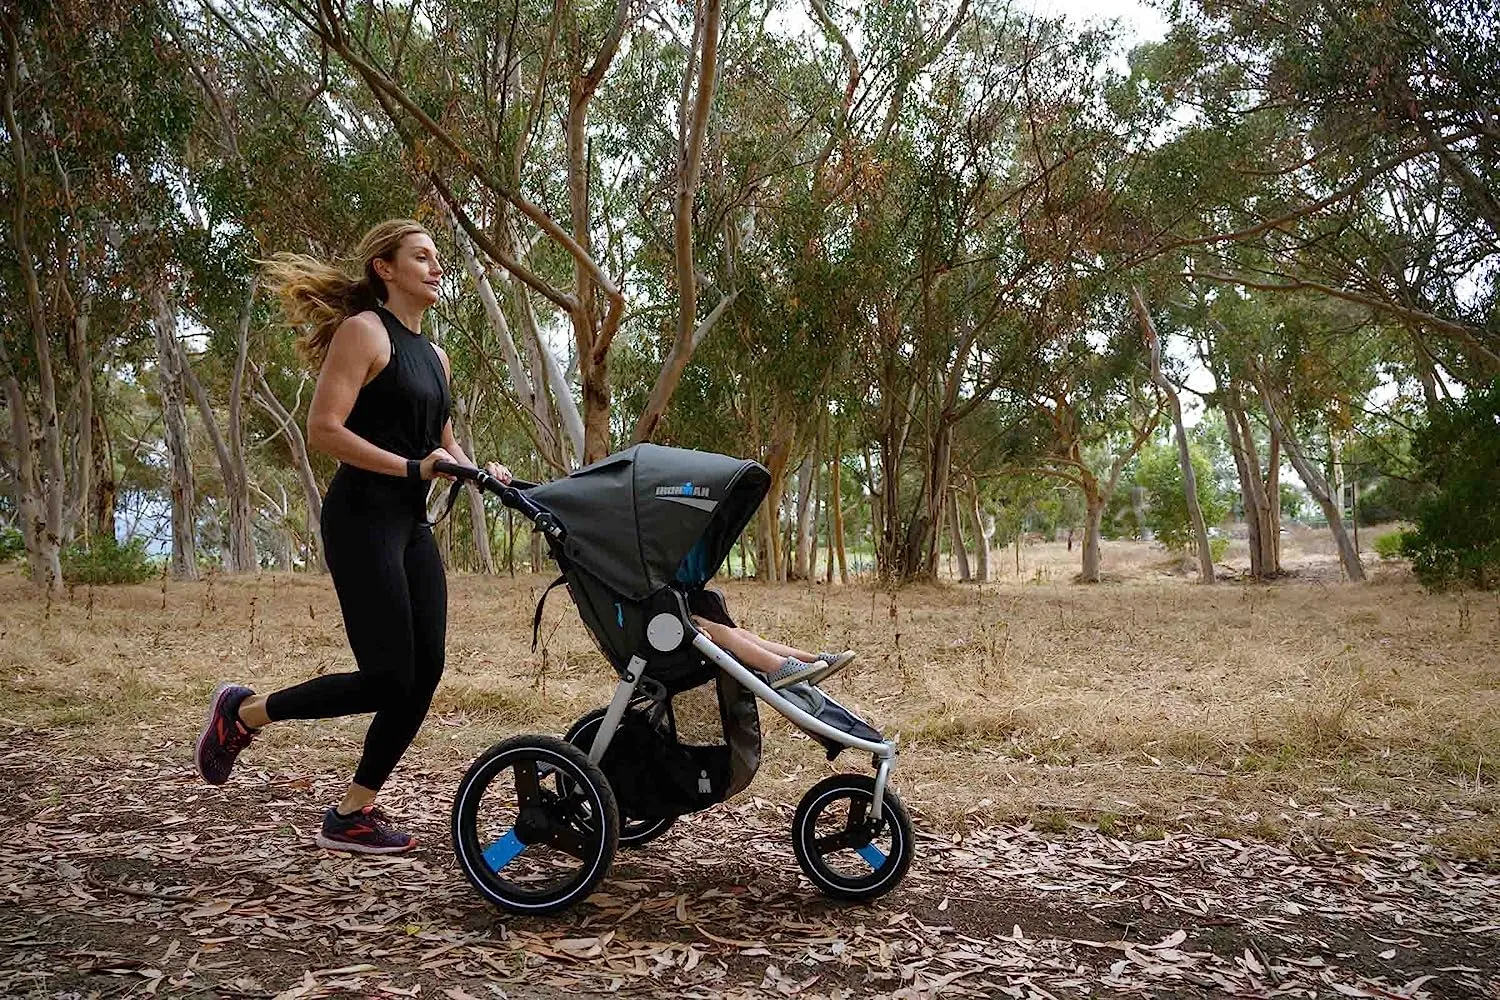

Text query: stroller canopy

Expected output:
[528,444,771,601]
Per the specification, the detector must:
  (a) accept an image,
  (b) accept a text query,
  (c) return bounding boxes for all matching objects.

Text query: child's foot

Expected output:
[195,683,258,785]
[315,805,416,854]
[803,650,857,686]
[763,657,826,690]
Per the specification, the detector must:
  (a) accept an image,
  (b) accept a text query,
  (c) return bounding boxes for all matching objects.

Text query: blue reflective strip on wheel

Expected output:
[857,843,887,868]
[483,829,526,871]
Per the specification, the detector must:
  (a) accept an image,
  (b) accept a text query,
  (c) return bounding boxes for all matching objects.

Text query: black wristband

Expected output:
[407,458,422,481]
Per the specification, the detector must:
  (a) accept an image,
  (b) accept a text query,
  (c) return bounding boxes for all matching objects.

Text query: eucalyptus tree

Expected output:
[1,2,203,586]
[1149,0,1499,381]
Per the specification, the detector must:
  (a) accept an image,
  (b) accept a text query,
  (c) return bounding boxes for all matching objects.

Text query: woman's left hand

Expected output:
[485,461,513,485]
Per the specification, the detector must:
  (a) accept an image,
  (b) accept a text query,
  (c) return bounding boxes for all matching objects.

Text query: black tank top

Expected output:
[343,306,451,462]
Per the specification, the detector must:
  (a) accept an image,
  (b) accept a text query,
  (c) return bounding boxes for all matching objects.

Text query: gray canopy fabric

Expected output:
[526,444,771,601]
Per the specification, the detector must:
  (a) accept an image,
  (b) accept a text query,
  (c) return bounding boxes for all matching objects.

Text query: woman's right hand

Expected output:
[419,447,458,481]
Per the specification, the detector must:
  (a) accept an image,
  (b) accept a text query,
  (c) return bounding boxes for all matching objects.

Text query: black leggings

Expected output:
[265,467,446,790]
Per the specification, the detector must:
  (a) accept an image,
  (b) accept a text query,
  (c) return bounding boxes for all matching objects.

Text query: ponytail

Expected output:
[262,218,429,370]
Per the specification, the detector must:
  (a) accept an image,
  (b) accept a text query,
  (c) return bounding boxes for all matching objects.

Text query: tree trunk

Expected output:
[1,367,48,585]
[251,367,324,572]
[2,42,62,591]
[1133,286,1212,582]
[968,480,990,582]
[152,291,199,581]
[178,281,257,572]
[91,409,115,540]
[1258,380,1365,581]
[1227,396,1278,579]
[1265,428,1281,570]
[453,386,495,573]
[62,291,93,546]
[947,488,971,581]
[1080,492,1105,583]
[631,0,726,444]
[831,449,848,584]
[793,453,816,580]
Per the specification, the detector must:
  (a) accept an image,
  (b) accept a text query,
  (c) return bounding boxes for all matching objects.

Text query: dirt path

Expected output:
[2,726,1495,1000]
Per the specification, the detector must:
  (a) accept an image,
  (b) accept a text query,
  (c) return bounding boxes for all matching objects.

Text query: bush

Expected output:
[1136,443,1231,553]
[1373,530,1409,561]
[61,535,158,585]
[0,527,24,563]
[1209,536,1229,563]
[1401,381,1500,590]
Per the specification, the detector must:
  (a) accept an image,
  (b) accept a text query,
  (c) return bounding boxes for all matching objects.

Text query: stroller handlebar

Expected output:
[431,461,561,540]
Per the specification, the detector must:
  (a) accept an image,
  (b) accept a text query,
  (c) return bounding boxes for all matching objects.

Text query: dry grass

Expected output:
[2,533,1496,860]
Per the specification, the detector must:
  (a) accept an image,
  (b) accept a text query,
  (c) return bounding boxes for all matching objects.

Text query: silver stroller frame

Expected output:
[584,628,897,822]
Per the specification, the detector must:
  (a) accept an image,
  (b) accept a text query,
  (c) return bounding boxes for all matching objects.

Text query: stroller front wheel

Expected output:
[452,735,619,915]
[792,773,914,902]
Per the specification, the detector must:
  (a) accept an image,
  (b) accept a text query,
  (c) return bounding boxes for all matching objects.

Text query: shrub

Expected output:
[1372,530,1409,561]
[1401,381,1500,590]
[0,527,23,563]
[1136,443,1231,553]
[1209,536,1229,563]
[61,535,158,585]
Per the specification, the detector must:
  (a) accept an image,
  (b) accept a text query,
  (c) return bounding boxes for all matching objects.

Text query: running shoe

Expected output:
[315,805,416,854]
[763,657,826,690]
[804,649,858,686]
[195,683,258,785]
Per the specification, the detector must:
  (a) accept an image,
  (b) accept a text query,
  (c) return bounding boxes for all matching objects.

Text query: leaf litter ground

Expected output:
[1,559,1498,998]
[1,725,1495,999]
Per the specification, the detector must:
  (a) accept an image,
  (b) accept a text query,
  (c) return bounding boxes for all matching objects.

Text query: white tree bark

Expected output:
[968,480,991,582]
[1133,286,1213,583]
[151,291,199,580]
[947,488,972,581]
[251,366,324,572]
[1256,377,1365,582]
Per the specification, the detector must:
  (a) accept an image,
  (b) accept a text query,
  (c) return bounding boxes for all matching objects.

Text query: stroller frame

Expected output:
[437,450,912,915]
[585,636,897,823]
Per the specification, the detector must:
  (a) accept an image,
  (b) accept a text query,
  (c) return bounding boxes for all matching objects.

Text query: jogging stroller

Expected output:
[435,444,914,915]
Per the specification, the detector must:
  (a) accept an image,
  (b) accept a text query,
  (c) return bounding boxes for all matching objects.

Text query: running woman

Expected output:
[194,218,510,854]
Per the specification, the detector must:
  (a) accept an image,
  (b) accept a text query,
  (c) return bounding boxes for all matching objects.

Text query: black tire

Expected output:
[452,735,618,915]
[564,708,677,849]
[792,773,914,902]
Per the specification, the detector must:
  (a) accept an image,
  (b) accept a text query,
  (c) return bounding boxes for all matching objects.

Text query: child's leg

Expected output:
[692,618,789,673]
[732,627,817,664]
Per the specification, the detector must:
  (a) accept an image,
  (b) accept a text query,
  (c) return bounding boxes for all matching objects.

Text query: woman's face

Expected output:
[374,232,443,306]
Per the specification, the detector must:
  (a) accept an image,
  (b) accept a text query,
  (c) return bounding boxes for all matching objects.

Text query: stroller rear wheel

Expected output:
[792,773,913,902]
[452,735,619,915]
[564,708,677,848]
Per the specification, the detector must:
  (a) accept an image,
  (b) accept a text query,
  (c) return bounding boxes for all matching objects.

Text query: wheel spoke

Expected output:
[547,813,595,859]
[482,828,527,871]
[513,760,542,806]
[813,831,846,854]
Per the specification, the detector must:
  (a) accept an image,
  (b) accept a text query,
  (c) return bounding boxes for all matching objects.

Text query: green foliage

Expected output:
[0,527,24,563]
[61,535,158,586]
[1358,476,1428,526]
[1135,442,1230,552]
[1373,531,1409,561]
[1209,536,1229,563]
[1400,382,1500,590]
[1280,484,1305,522]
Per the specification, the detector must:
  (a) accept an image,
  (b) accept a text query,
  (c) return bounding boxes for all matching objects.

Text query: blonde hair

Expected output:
[262,218,430,369]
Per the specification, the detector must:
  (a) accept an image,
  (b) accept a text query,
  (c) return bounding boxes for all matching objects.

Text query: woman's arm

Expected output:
[307,313,452,478]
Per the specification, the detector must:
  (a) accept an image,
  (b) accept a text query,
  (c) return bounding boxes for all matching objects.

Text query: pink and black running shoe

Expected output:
[194,683,258,785]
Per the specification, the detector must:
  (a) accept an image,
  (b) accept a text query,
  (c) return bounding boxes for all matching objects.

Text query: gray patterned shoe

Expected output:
[763,657,825,690]
[804,650,857,686]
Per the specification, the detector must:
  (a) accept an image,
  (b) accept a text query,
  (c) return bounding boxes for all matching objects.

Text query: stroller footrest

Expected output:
[777,684,883,760]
